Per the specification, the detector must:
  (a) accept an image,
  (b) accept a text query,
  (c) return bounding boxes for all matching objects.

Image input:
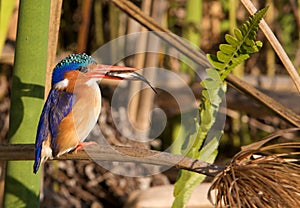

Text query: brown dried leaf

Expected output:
[209,128,300,208]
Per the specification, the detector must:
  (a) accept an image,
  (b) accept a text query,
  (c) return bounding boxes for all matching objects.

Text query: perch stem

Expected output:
[0,144,224,177]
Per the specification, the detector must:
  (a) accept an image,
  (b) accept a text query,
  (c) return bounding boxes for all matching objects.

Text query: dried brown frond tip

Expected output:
[208,128,300,208]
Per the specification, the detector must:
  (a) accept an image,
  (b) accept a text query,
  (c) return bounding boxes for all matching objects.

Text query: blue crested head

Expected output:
[52,53,97,86]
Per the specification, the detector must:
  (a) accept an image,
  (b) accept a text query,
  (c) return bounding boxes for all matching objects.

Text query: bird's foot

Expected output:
[74,141,97,153]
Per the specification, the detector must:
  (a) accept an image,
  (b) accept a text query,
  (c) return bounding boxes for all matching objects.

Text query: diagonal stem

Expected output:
[241,0,300,94]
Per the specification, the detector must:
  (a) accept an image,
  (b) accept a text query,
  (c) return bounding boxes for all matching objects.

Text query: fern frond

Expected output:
[207,7,268,80]
[173,7,268,208]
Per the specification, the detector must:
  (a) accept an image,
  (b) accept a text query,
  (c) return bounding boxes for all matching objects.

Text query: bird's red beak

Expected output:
[87,64,157,93]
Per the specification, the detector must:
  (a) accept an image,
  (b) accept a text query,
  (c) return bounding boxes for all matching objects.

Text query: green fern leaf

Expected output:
[256,40,263,48]
[206,54,224,70]
[219,44,235,54]
[217,51,231,62]
[208,7,268,79]
[234,28,243,41]
[225,34,239,47]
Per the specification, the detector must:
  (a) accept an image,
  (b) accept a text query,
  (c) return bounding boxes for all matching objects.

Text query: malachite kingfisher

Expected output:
[33,53,156,174]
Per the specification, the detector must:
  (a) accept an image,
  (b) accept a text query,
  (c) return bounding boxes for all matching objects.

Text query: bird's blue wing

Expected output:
[33,89,74,173]
[48,90,74,156]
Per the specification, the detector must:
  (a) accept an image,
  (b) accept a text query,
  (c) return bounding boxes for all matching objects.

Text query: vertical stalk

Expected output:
[109,3,120,64]
[77,0,93,53]
[135,0,167,140]
[173,0,202,153]
[94,0,104,47]
[230,0,244,77]
[181,0,202,75]
[46,0,63,94]
[183,0,202,46]
[3,0,50,207]
[265,0,275,76]
[0,0,15,54]
[128,0,152,129]
[229,0,237,34]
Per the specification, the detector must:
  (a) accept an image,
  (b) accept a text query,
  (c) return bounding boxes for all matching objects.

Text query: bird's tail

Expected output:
[33,141,52,174]
[33,148,42,174]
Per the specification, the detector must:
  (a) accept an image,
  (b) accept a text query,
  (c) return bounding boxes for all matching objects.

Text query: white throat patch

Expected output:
[54,79,69,90]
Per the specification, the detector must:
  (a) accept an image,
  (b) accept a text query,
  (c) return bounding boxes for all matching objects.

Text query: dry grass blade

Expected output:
[208,128,300,208]
[241,0,300,94]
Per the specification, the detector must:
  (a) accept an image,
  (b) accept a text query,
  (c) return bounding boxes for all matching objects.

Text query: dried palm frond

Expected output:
[208,128,300,208]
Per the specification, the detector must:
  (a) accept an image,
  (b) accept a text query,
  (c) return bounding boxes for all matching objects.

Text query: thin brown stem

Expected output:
[76,0,93,53]
[241,0,300,94]
[0,144,223,177]
[46,0,62,96]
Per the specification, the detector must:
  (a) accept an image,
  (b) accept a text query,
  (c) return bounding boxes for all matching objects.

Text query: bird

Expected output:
[33,53,156,174]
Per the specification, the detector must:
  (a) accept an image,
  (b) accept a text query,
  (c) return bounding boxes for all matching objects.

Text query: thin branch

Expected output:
[46,0,62,95]
[0,144,223,177]
[241,0,300,94]
[111,0,300,127]
[226,74,300,126]
[76,0,93,53]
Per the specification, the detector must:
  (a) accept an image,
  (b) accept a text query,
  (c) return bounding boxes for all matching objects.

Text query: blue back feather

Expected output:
[49,90,74,156]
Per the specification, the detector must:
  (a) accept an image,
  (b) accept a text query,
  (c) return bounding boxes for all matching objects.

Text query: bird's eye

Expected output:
[78,66,88,73]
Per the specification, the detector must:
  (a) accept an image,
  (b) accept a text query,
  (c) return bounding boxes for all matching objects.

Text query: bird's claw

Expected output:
[74,141,97,153]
